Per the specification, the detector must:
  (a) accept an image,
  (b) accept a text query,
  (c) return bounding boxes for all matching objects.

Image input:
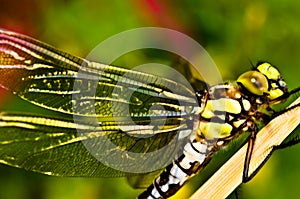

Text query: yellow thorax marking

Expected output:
[199,122,233,140]
[202,98,241,119]
[269,89,284,100]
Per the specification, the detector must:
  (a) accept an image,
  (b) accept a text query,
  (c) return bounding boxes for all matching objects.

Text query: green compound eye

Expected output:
[237,71,269,96]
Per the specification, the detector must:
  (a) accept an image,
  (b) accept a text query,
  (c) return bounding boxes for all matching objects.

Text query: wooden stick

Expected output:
[190,97,300,199]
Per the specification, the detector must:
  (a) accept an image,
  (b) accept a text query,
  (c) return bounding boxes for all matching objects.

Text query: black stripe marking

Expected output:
[175,155,199,176]
[190,140,200,153]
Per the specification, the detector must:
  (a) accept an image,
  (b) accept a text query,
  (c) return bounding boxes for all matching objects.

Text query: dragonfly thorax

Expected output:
[196,83,253,141]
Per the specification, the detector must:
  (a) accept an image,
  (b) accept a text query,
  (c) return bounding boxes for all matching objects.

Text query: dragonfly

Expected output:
[0,29,299,199]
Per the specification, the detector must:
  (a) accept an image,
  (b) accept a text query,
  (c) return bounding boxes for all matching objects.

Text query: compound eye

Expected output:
[237,71,269,95]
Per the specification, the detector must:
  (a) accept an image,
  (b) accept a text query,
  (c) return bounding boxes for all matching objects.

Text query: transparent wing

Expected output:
[170,58,208,92]
[0,29,199,177]
[0,112,192,177]
[0,29,198,118]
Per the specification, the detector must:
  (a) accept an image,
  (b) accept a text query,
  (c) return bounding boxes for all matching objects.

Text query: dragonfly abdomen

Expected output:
[137,136,211,199]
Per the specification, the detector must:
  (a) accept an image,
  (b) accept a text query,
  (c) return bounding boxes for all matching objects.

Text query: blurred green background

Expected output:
[0,0,299,199]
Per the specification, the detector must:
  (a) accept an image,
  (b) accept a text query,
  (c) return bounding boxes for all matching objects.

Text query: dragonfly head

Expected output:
[237,62,288,102]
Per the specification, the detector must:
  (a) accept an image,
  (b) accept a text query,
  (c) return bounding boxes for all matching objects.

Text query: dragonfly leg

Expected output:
[242,122,267,183]
[243,130,256,182]
[243,123,299,182]
[243,146,275,183]
[242,134,300,183]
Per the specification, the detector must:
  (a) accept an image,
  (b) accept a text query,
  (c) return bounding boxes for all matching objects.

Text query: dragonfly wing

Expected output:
[171,58,208,92]
[0,29,199,177]
[0,112,191,177]
[0,29,198,118]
